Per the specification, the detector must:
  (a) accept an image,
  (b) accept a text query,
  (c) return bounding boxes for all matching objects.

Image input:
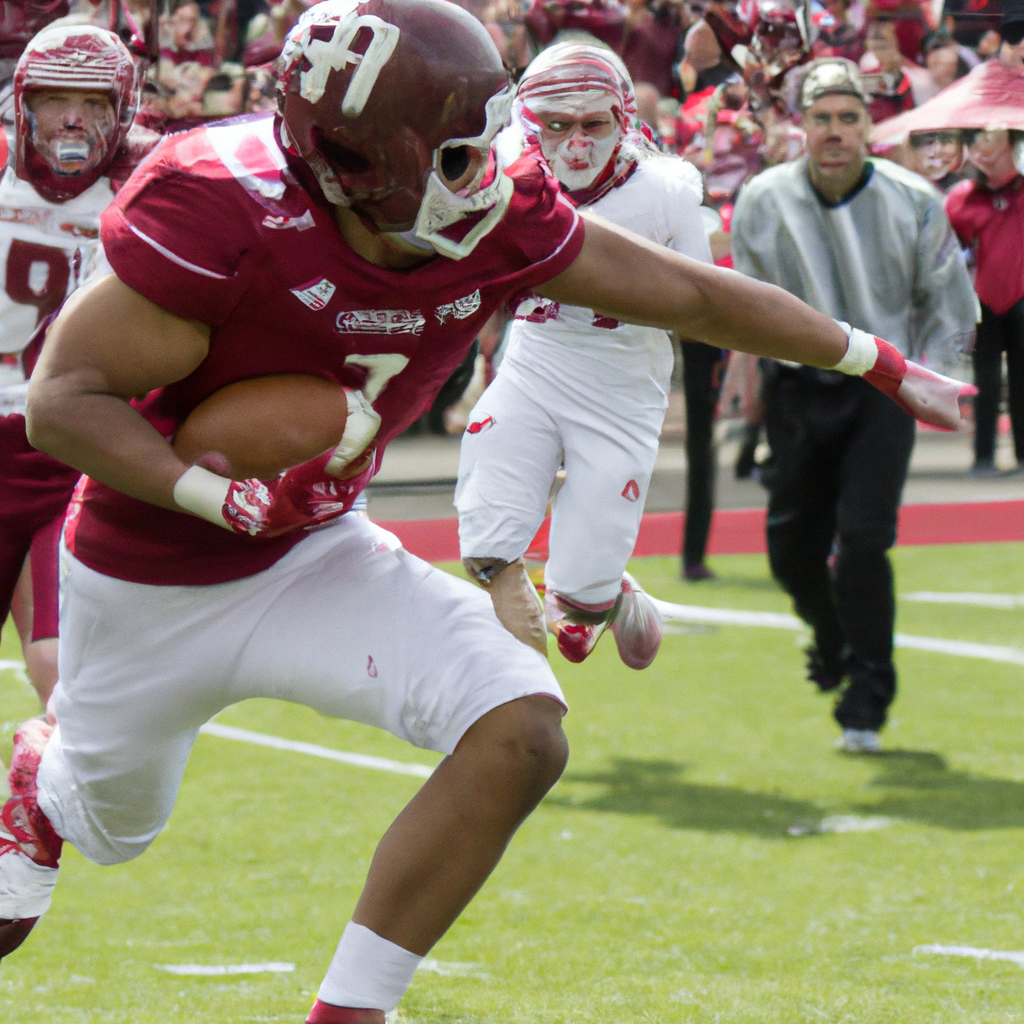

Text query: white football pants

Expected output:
[456,366,666,606]
[37,516,563,867]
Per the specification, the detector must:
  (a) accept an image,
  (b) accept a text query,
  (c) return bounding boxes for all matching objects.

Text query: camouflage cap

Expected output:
[799,58,870,110]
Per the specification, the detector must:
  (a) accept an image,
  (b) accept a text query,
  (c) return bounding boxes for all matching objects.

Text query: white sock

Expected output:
[317,921,423,1012]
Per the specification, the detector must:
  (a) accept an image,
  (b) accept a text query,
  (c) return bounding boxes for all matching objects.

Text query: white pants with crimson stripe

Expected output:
[455,361,666,607]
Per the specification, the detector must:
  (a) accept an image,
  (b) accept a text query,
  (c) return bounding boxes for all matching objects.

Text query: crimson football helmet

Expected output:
[277,0,514,258]
[14,24,138,204]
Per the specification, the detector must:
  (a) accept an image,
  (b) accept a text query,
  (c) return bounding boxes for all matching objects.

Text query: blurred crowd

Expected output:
[2,0,1015,209]
[0,0,1020,457]
[463,0,1024,477]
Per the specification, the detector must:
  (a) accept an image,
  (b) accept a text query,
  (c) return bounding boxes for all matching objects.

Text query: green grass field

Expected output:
[2,543,1024,1023]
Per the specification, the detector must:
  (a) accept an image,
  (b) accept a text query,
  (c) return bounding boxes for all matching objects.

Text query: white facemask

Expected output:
[546,130,619,190]
[533,93,622,191]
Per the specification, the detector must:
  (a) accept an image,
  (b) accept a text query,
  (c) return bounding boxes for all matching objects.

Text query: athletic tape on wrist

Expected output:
[172,465,233,529]
[318,921,422,1012]
[832,326,878,377]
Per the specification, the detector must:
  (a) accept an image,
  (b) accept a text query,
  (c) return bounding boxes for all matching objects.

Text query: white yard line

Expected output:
[155,962,295,975]
[198,722,435,779]
[651,600,1024,667]
[904,592,1024,610]
[893,634,1024,666]
[914,944,1024,968]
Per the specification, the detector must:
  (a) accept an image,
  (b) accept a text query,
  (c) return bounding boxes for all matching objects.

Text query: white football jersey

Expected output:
[502,155,712,392]
[0,166,113,411]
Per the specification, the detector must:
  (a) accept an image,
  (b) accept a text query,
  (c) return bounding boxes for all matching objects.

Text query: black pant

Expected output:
[973,298,1024,465]
[762,369,915,731]
[681,341,726,567]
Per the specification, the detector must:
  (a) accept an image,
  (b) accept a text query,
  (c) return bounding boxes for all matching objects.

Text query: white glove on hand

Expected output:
[325,389,381,478]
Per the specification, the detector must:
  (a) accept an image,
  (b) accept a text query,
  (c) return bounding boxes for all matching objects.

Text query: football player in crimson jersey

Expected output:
[3,0,969,1020]
[0,24,153,715]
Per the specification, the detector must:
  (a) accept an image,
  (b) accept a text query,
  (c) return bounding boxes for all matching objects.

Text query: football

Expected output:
[172,374,349,480]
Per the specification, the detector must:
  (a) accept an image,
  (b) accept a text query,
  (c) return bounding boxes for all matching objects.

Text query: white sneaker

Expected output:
[609,573,663,670]
[839,729,882,753]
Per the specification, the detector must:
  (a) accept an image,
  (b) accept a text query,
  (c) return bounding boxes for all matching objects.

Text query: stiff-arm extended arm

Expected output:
[539,214,968,428]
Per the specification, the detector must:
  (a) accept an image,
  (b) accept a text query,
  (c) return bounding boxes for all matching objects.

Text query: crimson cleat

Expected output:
[609,573,663,670]
[1,720,62,963]
[306,1000,385,1023]
[544,589,613,664]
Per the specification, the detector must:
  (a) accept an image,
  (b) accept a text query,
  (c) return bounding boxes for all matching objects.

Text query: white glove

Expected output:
[325,388,381,477]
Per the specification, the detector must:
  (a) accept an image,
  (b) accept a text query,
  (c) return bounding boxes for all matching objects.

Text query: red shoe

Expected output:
[609,574,663,670]
[544,589,615,663]
[306,1000,385,1023]
[1,721,62,962]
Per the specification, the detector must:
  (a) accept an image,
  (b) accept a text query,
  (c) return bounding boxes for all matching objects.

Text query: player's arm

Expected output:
[27,273,210,511]
[538,214,968,429]
[29,273,378,537]
[539,212,850,366]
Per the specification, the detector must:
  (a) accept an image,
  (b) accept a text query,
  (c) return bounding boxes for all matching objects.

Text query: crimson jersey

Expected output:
[67,112,584,585]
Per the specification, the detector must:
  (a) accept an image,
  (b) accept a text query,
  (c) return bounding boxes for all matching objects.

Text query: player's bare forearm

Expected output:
[539,215,849,367]
[26,274,210,510]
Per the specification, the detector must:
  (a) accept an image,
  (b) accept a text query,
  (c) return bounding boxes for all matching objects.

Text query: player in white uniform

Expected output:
[456,43,713,668]
[0,23,143,710]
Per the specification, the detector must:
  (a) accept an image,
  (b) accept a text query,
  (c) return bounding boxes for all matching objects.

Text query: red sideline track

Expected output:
[377,500,1024,564]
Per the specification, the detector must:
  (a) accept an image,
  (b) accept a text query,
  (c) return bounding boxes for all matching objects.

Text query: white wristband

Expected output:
[326,389,381,476]
[172,465,233,529]
[833,326,879,377]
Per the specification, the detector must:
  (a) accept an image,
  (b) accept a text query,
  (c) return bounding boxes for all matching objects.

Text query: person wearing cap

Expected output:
[945,127,1024,474]
[998,0,1024,69]
[731,57,977,753]
[939,0,1024,475]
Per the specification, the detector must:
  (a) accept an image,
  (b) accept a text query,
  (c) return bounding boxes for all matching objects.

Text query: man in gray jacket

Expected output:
[732,58,978,752]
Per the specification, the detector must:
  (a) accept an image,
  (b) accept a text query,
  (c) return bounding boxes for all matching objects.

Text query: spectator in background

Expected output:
[998,0,1024,70]
[905,128,963,191]
[243,0,309,67]
[158,0,217,121]
[159,0,216,67]
[975,28,1002,60]
[861,19,914,122]
[946,128,1024,475]
[634,79,664,140]
[680,341,728,580]
[731,58,976,752]
[910,29,969,104]
[524,0,628,53]
[676,7,739,97]
[621,0,688,98]
[864,0,933,63]
[812,0,866,63]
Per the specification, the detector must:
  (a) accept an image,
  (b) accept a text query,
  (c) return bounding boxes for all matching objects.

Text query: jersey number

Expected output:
[6,240,70,325]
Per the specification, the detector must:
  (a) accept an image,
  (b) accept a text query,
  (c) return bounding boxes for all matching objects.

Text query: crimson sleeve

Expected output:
[498,154,585,291]
[100,174,255,326]
[942,180,978,247]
